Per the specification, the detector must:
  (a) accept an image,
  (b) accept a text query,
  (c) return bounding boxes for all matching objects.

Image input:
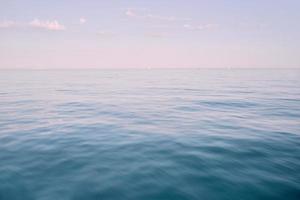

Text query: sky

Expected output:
[0,0,300,69]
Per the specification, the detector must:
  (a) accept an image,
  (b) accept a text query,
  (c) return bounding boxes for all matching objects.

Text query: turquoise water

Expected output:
[0,69,300,200]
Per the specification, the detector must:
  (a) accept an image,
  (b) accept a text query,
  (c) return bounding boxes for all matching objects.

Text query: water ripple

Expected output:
[0,69,300,200]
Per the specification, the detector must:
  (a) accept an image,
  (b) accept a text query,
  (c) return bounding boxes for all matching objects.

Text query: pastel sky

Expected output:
[1,0,300,69]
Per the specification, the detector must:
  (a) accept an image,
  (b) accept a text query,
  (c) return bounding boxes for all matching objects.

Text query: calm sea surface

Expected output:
[0,69,299,200]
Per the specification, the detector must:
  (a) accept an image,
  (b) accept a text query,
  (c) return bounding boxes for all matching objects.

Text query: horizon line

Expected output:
[0,67,299,70]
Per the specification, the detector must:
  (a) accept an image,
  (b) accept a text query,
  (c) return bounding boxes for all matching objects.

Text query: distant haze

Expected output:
[0,0,300,69]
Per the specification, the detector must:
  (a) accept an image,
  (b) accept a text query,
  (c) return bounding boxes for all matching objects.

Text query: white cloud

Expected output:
[79,17,86,25]
[183,23,218,31]
[0,19,66,31]
[29,19,66,31]
[0,20,17,28]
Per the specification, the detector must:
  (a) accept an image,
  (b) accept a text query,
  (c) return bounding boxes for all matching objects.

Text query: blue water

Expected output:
[0,69,300,200]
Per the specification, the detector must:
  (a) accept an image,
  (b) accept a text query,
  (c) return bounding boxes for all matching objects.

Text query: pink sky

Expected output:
[1,0,299,69]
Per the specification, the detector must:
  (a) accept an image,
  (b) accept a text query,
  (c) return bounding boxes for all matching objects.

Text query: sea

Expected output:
[0,69,299,200]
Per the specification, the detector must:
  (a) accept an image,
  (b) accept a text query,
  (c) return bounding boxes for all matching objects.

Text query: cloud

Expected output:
[0,20,17,28]
[125,9,138,17]
[79,17,86,25]
[147,32,169,38]
[96,30,115,37]
[146,14,176,21]
[125,8,190,22]
[146,14,191,22]
[29,19,66,31]
[183,23,218,31]
[0,19,66,31]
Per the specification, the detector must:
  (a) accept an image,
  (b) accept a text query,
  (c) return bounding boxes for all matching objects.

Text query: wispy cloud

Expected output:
[183,23,218,31]
[0,20,17,28]
[96,30,115,37]
[79,17,86,25]
[147,32,169,38]
[125,8,190,22]
[125,9,138,17]
[29,19,66,31]
[146,14,191,22]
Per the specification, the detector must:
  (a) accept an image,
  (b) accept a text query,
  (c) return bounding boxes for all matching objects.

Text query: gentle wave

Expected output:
[0,69,300,200]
